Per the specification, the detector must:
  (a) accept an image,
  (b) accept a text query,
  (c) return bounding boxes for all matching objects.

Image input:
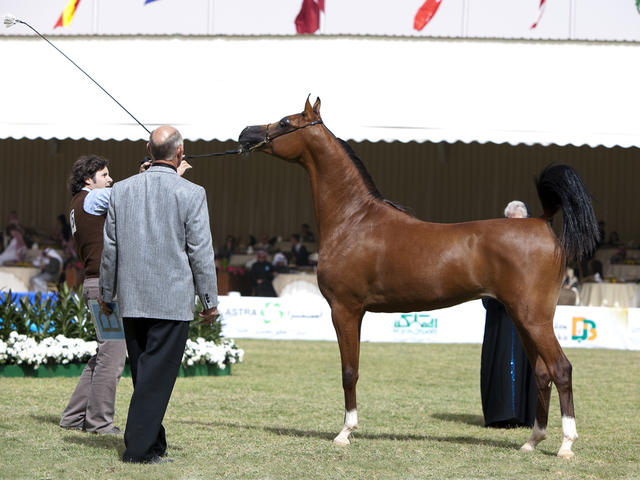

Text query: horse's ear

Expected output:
[313,97,321,116]
[304,95,313,117]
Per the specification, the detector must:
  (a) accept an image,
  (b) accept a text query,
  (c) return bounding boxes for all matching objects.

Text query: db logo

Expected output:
[572,317,597,342]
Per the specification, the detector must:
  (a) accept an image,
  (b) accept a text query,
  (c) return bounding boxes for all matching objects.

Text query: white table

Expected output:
[579,282,640,308]
[272,273,320,297]
[228,254,256,267]
[602,263,640,282]
[0,266,40,292]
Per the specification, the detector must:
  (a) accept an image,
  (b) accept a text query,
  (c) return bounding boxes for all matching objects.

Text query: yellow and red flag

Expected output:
[54,0,82,29]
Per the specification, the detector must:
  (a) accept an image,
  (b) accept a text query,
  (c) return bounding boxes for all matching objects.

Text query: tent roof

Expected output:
[2,36,639,148]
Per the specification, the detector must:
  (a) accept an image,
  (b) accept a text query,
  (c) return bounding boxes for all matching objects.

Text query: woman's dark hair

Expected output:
[68,155,109,196]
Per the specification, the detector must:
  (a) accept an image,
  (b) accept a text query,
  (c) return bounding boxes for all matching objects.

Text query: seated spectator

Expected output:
[272,251,289,273]
[250,250,277,297]
[55,213,77,261]
[2,210,23,250]
[255,234,273,253]
[610,247,626,264]
[217,235,237,263]
[290,233,309,266]
[0,225,27,265]
[301,223,315,242]
[30,247,63,292]
[579,257,603,281]
[558,267,580,305]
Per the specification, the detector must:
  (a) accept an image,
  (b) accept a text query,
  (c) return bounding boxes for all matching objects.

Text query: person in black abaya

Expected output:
[480,200,537,428]
[250,250,277,297]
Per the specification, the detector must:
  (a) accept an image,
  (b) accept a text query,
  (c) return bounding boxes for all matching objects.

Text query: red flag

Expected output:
[413,0,443,31]
[54,0,81,29]
[295,0,321,34]
[531,0,547,29]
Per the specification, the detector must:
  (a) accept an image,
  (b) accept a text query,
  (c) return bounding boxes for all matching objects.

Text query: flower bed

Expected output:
[0,331,243,377]
[0,287,244,377]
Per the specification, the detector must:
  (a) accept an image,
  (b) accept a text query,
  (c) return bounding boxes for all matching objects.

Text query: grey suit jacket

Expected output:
[99,165,218,321]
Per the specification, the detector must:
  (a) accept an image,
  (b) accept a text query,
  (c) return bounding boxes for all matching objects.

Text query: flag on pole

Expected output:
[54,0,81,29]
[295,0,325,34]
[413,0,443,31]
[530,0,547,29]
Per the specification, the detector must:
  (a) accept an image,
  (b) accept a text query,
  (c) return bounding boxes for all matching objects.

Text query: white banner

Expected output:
[554,306,640,350]
[219,296,640,350]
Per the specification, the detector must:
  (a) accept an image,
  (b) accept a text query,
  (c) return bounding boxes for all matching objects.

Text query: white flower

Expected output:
[2,333,242,369]
[1,334,98,367]
[181,338,243,368]
[0,339,8,363]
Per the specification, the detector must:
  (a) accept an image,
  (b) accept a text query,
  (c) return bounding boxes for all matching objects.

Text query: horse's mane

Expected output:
[336,138,411,215]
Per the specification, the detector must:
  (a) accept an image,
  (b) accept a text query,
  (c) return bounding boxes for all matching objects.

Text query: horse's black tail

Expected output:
[535,164,599,262]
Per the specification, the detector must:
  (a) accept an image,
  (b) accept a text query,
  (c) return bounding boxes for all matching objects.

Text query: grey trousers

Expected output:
[59,277,127,433]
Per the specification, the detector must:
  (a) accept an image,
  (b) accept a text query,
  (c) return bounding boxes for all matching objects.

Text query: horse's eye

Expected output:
[279,119,289,128]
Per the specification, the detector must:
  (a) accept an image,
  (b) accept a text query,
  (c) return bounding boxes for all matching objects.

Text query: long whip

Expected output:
[4,13,244,159]
[4,13,150,134]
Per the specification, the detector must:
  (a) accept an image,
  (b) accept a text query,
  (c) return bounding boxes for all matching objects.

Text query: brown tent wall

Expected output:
[1,138,638,250]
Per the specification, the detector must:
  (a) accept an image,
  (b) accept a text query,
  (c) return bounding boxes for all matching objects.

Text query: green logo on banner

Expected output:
[393,313,438,334]
[261,302,284,324]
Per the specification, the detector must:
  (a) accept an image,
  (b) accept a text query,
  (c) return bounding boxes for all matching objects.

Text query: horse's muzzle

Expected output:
[239,125,266,152]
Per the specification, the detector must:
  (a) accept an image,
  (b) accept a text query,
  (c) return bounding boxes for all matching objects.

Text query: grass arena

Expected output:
[1,340,638,480]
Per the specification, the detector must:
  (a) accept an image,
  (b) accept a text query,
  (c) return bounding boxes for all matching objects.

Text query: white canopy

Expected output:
[1,36,639,148]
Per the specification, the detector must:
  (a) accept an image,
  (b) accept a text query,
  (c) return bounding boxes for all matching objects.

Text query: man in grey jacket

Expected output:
[99,125,219,464]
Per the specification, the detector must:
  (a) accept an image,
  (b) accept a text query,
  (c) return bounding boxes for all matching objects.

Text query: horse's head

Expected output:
[239,96,323,161]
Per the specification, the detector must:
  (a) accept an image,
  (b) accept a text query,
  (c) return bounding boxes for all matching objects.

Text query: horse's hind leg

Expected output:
[520,355,553,453]
[330,303,364,445]
[511,306,578,459]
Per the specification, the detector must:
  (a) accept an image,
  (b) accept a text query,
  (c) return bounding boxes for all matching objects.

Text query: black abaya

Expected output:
[480,298,537,428]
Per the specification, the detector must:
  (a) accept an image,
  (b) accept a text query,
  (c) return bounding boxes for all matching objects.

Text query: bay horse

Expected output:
[239,97,599,459]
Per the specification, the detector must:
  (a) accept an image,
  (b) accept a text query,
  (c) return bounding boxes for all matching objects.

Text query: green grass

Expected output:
[1,340,639,479]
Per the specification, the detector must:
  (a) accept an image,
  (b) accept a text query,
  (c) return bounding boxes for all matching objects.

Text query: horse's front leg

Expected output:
[331,303,364,445]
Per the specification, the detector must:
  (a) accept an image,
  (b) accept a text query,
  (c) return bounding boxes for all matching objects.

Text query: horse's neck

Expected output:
[300,132,376,242]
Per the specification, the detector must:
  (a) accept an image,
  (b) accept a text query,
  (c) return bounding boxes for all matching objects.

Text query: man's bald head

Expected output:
[148,126,183,163]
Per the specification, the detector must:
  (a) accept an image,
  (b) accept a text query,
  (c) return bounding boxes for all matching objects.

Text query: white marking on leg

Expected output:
[333,409,358,445]
[558,416,578,459]
[520,419,547,452]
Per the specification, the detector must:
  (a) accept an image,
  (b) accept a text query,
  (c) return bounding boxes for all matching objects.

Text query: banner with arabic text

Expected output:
[219,296,640,350]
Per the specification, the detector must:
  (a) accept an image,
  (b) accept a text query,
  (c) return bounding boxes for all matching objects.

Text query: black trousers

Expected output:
[122,317,189,463]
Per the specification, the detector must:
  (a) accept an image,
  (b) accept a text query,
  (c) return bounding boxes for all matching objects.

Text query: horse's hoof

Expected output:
[557,449,575,459]
[333,436,351,446]
[520,442,536,452]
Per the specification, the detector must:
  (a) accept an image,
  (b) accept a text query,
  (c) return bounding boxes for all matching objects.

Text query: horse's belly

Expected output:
[364,289,481,314]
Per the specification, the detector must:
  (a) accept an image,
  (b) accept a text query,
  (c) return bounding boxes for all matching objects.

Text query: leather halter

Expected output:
[248,119,324,152]
[182,119,324,160]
